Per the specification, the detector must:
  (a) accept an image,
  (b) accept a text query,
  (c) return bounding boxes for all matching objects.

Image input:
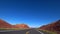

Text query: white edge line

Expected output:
[36,30,44,34]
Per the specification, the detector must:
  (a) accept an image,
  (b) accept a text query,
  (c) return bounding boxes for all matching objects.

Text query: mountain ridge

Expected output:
[0,19,29,29]
[40,20,60,34]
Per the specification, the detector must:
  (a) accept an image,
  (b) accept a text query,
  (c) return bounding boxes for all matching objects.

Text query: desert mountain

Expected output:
[40,20,60,34]
[0,19,12,28]
[0,19,29,29]
[15,24,29,28]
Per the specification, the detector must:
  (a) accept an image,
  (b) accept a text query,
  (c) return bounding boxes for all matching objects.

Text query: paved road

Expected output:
[0,29,29,34]
[26,29,44,34]
[0,29,49,34]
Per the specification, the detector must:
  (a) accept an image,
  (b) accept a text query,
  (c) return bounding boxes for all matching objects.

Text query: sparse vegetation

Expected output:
[38,29,57,34]
[0,28,27,30]
[42,30,57,34]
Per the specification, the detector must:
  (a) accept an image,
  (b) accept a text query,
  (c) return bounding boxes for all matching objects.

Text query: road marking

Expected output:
[26,31,30,34]
[36,30,44,34]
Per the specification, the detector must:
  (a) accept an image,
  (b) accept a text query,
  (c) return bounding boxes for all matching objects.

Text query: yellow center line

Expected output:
[26,31,30,34]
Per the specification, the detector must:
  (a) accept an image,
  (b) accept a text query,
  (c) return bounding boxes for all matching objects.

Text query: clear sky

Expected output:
[0,0,60,27]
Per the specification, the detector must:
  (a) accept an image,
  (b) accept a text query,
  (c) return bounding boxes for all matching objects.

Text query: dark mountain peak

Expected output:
[57,20,60,22]
[54,20,60,24]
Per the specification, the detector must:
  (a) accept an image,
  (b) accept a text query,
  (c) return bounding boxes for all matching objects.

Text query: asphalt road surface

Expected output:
[0,29,49,34]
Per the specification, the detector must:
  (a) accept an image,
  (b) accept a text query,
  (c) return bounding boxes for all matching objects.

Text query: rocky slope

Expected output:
[0,19,29,29]
[40,20,60,34]
[0,19,12,28]
[15,24,29,29]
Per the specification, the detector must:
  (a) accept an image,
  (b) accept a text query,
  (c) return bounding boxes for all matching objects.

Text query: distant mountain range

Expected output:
[0,19,60,34]
[0,19,29,29]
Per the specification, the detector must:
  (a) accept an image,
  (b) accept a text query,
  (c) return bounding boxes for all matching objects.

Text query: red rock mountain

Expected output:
[0,19,12,28]
[40,20,60,34]
[0,19,29,28]
[15,24,29,28]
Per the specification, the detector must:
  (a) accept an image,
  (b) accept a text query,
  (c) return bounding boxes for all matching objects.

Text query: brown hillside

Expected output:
[15,24,29,29]
[0,19,12,28]
[40,20,60,34]
[0,19,29,29]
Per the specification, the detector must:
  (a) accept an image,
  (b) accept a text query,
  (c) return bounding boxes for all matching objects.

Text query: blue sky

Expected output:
[0,0,60,27]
